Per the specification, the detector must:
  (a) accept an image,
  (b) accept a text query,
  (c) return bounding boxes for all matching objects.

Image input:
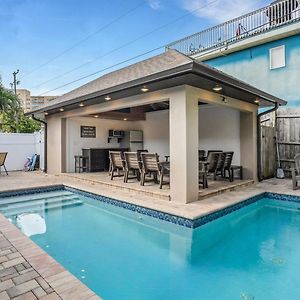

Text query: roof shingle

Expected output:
[47,49,193,108]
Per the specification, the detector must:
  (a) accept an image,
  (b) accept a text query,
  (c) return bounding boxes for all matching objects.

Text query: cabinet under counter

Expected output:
[82,148,129,172]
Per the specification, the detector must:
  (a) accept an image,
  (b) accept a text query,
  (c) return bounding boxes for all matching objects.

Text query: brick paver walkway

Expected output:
[0,231,60,299]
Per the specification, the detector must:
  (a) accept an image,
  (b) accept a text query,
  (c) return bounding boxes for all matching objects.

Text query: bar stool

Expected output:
[74,155,89,173]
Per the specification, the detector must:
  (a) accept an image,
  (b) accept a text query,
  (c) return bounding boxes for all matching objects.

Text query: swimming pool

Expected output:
[0,187,299,300]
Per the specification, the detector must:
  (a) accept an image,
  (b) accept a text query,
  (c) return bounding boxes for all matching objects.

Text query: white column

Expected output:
[169,86,199,203]
[240,111,258,181]
[47,117,67,174]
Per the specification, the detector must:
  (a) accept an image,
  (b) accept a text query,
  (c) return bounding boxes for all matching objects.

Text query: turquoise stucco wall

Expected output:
[204,34,300,107]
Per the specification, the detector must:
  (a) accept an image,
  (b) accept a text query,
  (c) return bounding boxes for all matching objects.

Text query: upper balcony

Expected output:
[166,0,300,57]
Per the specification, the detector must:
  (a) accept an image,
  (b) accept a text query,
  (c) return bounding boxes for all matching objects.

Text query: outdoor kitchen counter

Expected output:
[82,148,129,172]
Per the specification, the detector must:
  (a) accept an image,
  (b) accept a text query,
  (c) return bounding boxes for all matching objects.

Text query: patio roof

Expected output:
[28,49,286,116]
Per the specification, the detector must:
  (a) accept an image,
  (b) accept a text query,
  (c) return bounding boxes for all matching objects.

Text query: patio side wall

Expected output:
[47,117,67,174]
[139,106,241,165]
[240,111,258,181]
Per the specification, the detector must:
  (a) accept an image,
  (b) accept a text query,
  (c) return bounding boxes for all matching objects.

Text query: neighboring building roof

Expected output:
[29,49,286,115]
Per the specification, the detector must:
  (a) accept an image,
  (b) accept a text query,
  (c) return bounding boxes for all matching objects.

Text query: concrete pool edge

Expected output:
[1,184,299,229]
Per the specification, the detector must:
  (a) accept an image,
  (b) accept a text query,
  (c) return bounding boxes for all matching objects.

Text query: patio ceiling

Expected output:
[28,49,286,117]
[84,101,214,121]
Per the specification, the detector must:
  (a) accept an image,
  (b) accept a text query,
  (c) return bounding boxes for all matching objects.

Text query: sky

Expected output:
[0,0,270,96]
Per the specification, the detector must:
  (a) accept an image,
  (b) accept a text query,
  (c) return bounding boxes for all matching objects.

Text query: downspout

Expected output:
[257,102,279,181]
[31,114,47,173]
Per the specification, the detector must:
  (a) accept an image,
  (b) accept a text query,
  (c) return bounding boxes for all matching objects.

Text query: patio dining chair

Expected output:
[206,151,222,180]
[109,151,125,181]
[214,152,227,179]
[292,153,300,190]
[140,153,169,189]
[223,152,234,181]
[0,152,8,175]
[199,162,208,189]
[206,150,223,161]
[199,150,206,162]
[137,149,148,160]
[124,152,142,183]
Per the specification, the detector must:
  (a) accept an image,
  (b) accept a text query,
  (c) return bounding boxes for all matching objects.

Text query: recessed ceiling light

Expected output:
[79,102,84,107]
[123,118,127,121]
[44,112,48,116]
[59,108,64,112]
[94,115,99,118]
[254,98,260,104]
[141,86,149,92]
[213,84,223,92]
[105,95,111,101]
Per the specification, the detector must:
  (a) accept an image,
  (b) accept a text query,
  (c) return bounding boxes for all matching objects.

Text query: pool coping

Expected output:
[0,184,299,229]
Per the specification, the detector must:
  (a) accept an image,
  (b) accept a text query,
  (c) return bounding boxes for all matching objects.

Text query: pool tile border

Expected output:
[0,185,64,198]
[1,185,299,229]
[64,186,195,228]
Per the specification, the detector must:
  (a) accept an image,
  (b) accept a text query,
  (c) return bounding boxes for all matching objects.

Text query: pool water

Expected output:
[0,190,300,300]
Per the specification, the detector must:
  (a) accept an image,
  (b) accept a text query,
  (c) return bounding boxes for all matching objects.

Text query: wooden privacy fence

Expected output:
[261,125,276,179]
[276,108,300,177]
[260,108,300,178]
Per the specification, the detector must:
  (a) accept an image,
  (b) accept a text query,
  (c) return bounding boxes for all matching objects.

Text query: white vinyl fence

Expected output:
[0,131,44,171]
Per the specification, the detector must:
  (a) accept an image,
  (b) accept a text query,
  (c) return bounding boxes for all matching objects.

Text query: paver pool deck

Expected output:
[0,171,299,299]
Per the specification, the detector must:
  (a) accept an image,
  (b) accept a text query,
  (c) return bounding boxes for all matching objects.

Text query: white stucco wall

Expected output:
[138,110,170,157]
[140,105,241,165]
[66,117,143,172]
[65,105,241,172]
[0,132,44,171]
[199,105,241,164]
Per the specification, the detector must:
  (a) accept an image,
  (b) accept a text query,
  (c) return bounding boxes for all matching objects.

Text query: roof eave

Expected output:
[26,62,194,116]
[191,62,287,106]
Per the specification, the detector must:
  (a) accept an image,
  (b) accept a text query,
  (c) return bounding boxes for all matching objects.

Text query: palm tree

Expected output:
[0,81,39,133]
[0,82,21,132]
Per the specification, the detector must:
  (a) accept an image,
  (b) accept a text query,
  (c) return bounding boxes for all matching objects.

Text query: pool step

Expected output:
[0,195,81,212]
[0,190,75,206]
[3,199,83,218]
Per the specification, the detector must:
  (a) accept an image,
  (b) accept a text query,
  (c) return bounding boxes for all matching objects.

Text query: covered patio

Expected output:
[29,50,285,204]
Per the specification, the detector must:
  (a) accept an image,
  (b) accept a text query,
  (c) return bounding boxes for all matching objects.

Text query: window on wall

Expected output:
[270,45,285,69]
